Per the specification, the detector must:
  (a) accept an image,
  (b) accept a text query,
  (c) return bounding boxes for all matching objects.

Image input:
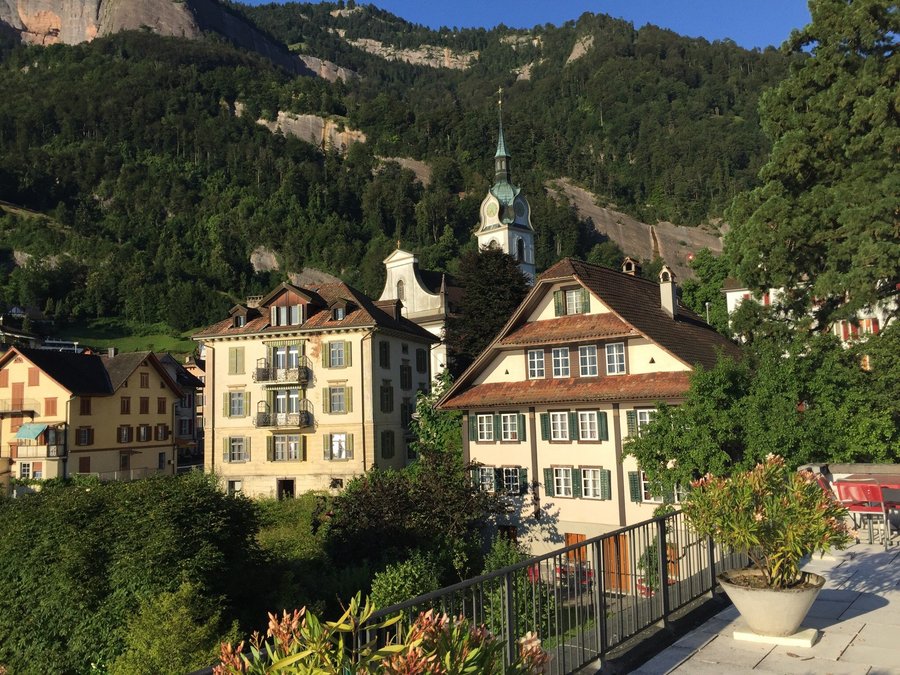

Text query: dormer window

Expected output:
[270,304,303,326]
[333,307,346,321]
[234,315,246,328]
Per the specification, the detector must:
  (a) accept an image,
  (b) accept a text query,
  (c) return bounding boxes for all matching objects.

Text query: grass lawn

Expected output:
[56,319,200,355]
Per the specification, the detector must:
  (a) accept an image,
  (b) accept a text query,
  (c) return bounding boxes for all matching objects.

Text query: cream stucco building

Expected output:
[194,280,436,499]
[0,347,182,490]
[440,258,739,564]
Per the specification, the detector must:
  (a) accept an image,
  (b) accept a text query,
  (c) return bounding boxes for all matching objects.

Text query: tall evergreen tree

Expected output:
[726,0,899,329]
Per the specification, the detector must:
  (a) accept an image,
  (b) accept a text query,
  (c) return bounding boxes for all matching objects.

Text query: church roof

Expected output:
[495,124,509,159]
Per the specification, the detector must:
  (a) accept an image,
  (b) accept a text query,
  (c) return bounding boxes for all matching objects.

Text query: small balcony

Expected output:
[254,400,313,429]
[16,443,66,459]
[0,398,39,415]
[252,356,312,386]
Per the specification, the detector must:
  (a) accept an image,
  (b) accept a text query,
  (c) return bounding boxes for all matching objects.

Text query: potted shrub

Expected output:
[682,455,851,637]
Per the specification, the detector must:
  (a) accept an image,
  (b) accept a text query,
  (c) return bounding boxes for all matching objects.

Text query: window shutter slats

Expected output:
[580,288,590,313]
[569,411,579,441]
[222,437,229,463]
[267,436,274,462]
[572,468,582,498]
[540,413,549,440]
[245,437,250,461]
[223,392,229,417]
[493,467,502,492]
[347,434,354,459]
[600,469,612,500]
[626,410,637,436]
[301,436,307,461]
[322,388,330,414]
[517,414,526,442]
[553,290,565,317]
[598,411,609,441]
[323,434,331,460]
[628,471,642,502]
[345,341,352,367]
[519,468,528,495]
[243,392,250,417]
[346,387,353,413]
[493,413,501,440]
[468,416,477,441]
[543,468,554,497]
[322,347,329,368]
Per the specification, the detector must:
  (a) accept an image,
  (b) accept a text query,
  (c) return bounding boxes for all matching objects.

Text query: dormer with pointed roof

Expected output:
[475,89,536,284]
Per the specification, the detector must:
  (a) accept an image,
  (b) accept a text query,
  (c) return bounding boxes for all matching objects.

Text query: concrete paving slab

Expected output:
[854,621,900,647]
[807,599,854,619]
[630,645,695,674]
[839,643,900,669]
[669,655,758,674]
[771,625,860,661]
[753,651,870,675]
[689,635,774,666]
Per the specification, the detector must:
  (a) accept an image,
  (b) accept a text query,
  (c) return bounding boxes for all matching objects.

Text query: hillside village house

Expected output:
[194,280,436,499]
[0,347,183,490]
[182,353,206,457]
[157,353,205,470]
[439,257,740,561]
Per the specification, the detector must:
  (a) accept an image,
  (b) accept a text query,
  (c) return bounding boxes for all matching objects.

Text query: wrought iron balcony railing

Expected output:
[252,357,311,385]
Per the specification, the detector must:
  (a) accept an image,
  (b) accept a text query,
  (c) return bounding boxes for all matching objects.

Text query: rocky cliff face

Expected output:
[234,102,366,154]
[0,0,355,81]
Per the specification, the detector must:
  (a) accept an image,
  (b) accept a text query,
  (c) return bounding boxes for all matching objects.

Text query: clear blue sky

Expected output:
[241,1,812,50]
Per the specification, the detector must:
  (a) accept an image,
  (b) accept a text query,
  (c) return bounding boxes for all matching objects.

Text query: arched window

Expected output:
[396,279,405,301]
[516,238,525,262]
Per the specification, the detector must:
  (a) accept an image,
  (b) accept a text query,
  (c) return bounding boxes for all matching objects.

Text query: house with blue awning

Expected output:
[0,346,183,490]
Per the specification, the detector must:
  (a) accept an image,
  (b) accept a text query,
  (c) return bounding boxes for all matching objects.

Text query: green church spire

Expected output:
[494,87,511,184]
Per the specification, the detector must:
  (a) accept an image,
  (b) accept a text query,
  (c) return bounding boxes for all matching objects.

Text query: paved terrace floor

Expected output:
[633,543,900,675]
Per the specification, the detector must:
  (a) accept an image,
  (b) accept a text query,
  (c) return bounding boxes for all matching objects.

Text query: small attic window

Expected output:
[333,307,346,321]
[270,304,303,326]
[234,315,246,328]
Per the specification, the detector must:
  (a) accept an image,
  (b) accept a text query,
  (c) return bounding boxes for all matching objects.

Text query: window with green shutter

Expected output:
[540,413,549,440]
[553,290,565,317]
[571,468,582,498]
[599,411,609,441]
[517,414,526,442]
[600,469,612,500]
[228,347,244,374]
[518,468,528,495]
[628,471,642,502]
[626,410,637,436]
[568,411,579,441]
[543,468,554,497]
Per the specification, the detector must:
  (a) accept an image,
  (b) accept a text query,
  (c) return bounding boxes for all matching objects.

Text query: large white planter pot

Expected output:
[717,569,825,637]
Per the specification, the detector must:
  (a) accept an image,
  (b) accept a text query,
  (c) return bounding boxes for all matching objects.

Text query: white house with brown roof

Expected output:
[439,258,740,560]
[194,280,437,499]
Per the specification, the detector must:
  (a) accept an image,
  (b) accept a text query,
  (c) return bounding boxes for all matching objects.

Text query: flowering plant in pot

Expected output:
[682,455,851,636]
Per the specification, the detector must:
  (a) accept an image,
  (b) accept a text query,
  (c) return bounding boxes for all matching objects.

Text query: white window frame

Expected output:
[605,342,626,375]
[287,345,300,368]
[330,433,348,460]
[552,347,570,378]
[550,411,569,441]
[565,289,583,315]
[553,467,573,497]
[500,413,519,441]
[227,479,242,495]
[582,468,602,499]
[477,414,494,442]
[330,386,346,414]
[637,408,655,434]
[273,346,288,370]
[275,434,302,461]
[578,345,598,377]
[578,411,599,441]
[228,392,245,417]
[19,462,31,479]
[527,349,545,379]
[503,467,520,493]
[640,470,685,504]
[228,437,247,462]
[478,466,495,492]
[329,342,345,368]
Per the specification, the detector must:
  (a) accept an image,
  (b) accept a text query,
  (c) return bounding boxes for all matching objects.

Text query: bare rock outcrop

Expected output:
[343,36,478,70]
[0,0,356,82]
[376,157,432,186]
[566,34,594,64]
[548,178,722,280]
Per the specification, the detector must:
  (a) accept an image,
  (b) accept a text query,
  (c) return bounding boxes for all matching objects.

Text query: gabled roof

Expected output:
[101,351,183,395]
[2,347,111,395]
[194,280,438,343]
[537,258,740,370]
[258,282,316,307]
[440,258,740,409]
[441,372,692,409]
[156,353,205,389]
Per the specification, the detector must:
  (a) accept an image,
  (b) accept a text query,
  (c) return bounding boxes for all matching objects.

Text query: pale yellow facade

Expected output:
[0,349,180,489]
[201,320,432,499]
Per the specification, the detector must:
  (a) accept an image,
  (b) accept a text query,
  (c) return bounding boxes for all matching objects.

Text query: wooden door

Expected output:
[11,382,23,408]
[565,532,586,561]
[602,534,630,593]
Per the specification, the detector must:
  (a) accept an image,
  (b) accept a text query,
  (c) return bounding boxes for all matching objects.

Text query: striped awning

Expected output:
[15,423,47,440]
[263,339,305,347]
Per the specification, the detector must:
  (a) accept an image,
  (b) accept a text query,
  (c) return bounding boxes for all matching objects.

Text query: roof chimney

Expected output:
[622,257,642,276]
[658,265,678,318]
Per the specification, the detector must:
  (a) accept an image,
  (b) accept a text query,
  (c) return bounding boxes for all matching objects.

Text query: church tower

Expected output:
[474,89,536,284]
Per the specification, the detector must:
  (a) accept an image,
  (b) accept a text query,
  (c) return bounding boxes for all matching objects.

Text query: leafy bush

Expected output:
[370,550,443,608]
[214,594,548,674]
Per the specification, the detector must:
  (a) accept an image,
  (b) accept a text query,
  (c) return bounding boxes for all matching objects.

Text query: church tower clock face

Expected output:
[486,202,499,218]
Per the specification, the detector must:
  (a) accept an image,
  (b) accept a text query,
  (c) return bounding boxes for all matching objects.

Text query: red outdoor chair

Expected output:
[836,481,893,549]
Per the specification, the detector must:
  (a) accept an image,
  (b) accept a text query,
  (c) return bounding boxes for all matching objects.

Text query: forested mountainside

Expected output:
[0,1,794,333]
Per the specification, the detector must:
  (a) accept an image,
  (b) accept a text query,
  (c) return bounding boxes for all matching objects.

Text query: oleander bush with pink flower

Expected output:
[213,593,548,674]
[682,455,851,588]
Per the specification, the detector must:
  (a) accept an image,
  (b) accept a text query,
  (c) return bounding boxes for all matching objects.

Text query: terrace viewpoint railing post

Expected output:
[504,571,516,665]
[656,516,671,629]
[707,536,718,597]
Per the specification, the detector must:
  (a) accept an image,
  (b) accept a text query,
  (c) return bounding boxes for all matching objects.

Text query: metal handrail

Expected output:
[363,510,746,673]
[252,356,312,384]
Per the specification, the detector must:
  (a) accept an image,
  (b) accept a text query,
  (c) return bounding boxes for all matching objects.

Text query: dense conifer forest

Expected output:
[0,1,793,333]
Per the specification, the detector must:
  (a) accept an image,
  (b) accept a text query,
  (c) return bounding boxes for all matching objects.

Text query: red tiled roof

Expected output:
[193,281,437,343]
[441,372,692,409]
[499,313,635,346]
